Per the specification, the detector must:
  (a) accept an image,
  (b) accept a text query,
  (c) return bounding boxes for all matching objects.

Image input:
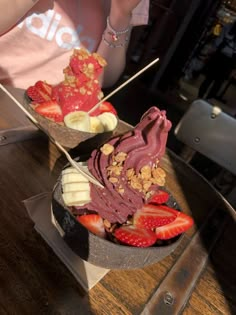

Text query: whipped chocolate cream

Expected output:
[80,107,172,223]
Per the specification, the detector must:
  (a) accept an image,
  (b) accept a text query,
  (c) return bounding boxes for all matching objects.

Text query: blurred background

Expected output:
[106,0,236,201]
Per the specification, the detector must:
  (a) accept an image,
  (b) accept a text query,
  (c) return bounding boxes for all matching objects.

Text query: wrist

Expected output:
[102,16,131,49]
[109,10,132,31]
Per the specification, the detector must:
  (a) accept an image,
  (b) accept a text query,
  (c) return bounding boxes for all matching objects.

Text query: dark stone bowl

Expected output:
[51,178,184,270]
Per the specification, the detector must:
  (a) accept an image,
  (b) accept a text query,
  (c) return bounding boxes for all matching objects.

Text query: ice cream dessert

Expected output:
[26,48,118,133]
[86,106,171,223]
[61,106,194,247]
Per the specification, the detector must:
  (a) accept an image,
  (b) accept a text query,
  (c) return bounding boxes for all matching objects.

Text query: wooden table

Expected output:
[0,87,235,315]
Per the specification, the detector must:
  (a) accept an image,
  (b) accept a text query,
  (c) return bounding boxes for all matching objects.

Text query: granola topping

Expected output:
[103,150,166,198]
[100,143,114,155]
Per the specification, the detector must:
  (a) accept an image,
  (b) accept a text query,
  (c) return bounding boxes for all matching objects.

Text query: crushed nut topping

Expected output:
[79,87,86,95]
[107,165,123,176]
[103,219,111,229]
[114,152,127,163]
[109,177,118,183]
[126,168,135,179]
[100,143,114,155]
[103,149,166,197]
[140,165,152,180]
[93,52,107,67]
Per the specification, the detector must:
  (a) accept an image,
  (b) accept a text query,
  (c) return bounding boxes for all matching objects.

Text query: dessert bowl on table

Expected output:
[25,48,118,149]
[51,107,194,269]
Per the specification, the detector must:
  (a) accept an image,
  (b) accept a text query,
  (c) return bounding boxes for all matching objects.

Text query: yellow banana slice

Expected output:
[97,112,118,131]
[62,173,89,185]
[64,111,90,132]
[89,116,104,133]
[62,166,88,176]
[62,182,90,193]
[61,164,91,206]
[62,163,87,175]
[62,190,91,206]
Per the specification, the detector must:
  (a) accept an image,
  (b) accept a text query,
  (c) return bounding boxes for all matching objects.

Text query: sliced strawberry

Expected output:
[98,101,117,115]
[27,80,52,103]
[114,225,157,247]
[77,214,106,238]
[35,80,53,98]
[133,204,177,229]
[149,190,170,204]
[27,86,47,103]
[33,100,63,122]
[155,212,194,240]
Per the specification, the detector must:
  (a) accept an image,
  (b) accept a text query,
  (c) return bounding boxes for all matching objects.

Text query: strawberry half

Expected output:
[98,102,117,115]
[27,86,47,103]
[26,80,52,103]
[33,100,63,122]
[149,190,170,204]
[155,212,194,240]
[35,80,53,98]
[133,204,177,229]
[114,225,157,247]
[77,214,106,238]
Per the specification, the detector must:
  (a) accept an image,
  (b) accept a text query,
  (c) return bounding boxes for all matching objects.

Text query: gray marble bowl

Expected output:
[51,177,183,270]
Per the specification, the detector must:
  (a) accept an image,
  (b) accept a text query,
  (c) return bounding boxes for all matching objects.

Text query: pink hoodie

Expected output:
[0,0,149,88]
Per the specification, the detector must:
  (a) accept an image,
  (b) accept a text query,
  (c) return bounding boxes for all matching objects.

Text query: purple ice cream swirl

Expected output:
[86,107,172,223]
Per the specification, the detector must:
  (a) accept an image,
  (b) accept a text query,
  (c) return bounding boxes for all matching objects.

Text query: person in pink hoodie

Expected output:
[0,0,149,89]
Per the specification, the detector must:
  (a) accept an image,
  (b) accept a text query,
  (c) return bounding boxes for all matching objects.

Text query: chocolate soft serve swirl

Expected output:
[78,107,172,223]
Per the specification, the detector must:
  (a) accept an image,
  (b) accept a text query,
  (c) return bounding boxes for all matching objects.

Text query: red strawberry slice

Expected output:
[35,80,53,98]
[27,86,47,103]
[149,190,169,204]
[114,225,157,247]
[33,100,63,122]
[77,214,106,238]
[27,81,52,103]
[98,102,117,115]
[155,212,194,240]
[133,204,177,229]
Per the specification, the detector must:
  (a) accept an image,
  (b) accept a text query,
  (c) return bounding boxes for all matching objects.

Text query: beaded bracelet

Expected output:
[103,34,129,48]
[103,16,130,48]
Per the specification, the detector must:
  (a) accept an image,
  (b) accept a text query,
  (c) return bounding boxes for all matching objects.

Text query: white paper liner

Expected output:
[23,192,109,291]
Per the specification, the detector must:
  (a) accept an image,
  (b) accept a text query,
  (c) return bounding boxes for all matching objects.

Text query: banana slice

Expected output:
[62,173,89,185]
[61,164,91,206]
[89,116,104,133]
[97,112,118,131]
[64,111,90,132]
[62,190,91,206]
[62,163,87,175]
[62,182,90,193]
[62,166,88,176]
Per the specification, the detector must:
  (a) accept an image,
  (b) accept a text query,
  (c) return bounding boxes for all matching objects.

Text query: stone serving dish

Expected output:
[23,95,118,149]
[51,176,184,270]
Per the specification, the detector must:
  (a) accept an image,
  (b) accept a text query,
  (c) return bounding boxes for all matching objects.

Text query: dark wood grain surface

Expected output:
[0,87,235,315]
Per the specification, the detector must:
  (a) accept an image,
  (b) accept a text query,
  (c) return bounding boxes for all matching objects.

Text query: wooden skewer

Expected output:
[88,57,159,114]
[0,84,104,188]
